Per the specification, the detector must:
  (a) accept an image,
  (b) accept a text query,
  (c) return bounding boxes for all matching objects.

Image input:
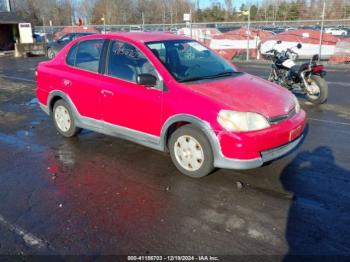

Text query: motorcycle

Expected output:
[266,41,328,105]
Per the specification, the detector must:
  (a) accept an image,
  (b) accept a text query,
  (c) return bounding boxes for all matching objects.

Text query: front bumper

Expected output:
[212,109,307,170]
[214,133,305,170]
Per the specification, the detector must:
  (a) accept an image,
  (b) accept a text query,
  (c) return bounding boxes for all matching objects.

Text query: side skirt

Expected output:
[76,116,164,152]
[39,100,163,152]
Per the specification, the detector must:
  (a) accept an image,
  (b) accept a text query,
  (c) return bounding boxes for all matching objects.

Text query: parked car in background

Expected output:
[169,28,178,34]
[325,27,348,36]
[130,26,142,32]
[285,27,297,31]
[299,25,321,31]
[46,32,95,59]
[33,32,47,43]
[340,27,350,35]
[36,33,306,178]
[262,26,285,34]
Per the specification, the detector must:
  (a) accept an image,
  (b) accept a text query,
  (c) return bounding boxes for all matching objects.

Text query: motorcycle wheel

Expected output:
[305,75,328,105]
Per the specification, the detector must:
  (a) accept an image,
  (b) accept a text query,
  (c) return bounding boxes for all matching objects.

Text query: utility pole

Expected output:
[71,1,75,33]
[49,20,53,40]
[170,8,173,27]
[246,6,251,61]
[162,0,166,31]
[190,9,192,38]
[142,12,145,31]
[7,0,12,12]
[101,14,106,33]
[318,0,326,63]
[42,17,47,42]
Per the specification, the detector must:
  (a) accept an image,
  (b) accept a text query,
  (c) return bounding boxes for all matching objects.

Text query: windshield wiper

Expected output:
[179,71,237,83]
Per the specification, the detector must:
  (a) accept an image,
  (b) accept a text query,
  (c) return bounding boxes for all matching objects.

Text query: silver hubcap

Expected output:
[174,135,204,171]
[54,105,71,132]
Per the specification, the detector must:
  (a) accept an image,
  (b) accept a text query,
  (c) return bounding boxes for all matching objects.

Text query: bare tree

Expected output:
[12,0,73,26]
[224,0,233,21]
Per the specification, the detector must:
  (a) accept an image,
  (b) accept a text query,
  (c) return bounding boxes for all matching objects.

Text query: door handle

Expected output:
[101,89,114,96]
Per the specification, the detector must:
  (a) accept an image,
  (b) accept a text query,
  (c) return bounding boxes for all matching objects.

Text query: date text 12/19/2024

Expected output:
[127,255,220,261]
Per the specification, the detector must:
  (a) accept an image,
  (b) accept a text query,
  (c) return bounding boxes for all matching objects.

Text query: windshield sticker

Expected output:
[188,42,208,52]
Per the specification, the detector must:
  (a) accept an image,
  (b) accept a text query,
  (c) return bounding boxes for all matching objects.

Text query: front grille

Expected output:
[268,107,296,125]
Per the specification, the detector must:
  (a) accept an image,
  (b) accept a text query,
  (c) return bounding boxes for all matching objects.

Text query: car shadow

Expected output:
[280,146,350,260]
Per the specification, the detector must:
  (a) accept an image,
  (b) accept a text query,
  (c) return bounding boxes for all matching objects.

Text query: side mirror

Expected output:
[277,40,282,44]
[136,74,157,87]
[297,43,302,49]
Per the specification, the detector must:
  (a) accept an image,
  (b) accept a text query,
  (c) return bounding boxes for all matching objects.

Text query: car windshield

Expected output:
[146,40,237,82]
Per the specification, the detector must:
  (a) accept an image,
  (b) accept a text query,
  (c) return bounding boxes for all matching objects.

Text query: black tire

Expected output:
[47,48,55,59]
[306,75,328,105]
[168,124,214,178]
[52,99,81,138]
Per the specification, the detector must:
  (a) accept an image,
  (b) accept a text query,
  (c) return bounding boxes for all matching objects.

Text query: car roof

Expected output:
[77,32,95,35]
[63,32,94,36]
[80,32,191,43]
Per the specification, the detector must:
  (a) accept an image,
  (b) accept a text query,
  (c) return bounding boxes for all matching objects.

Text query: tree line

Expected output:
[8,0,350,26]
[195,0,350,23]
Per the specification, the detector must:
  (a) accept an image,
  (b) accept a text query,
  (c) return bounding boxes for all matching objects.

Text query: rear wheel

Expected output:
[169,124,214,178]
[305,75,328,104]
[53,100,81,137]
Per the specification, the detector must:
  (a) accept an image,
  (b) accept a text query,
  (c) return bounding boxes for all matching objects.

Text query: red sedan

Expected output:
[36,32,306,178]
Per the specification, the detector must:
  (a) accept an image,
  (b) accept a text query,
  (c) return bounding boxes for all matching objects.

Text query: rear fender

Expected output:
[312,65,326,77]
[46,90,82,125]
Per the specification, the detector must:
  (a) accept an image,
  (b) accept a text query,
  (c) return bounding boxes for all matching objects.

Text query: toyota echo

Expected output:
[36,33,307,178]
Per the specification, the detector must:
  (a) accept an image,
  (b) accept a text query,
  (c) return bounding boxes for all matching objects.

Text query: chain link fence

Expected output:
[34,19,350,36]
[34,18,350,63]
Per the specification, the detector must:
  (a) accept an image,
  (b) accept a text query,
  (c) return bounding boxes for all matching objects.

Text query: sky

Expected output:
[198,0,261,10]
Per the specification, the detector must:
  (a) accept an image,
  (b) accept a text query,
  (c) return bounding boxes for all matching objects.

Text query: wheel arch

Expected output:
[47,91,80,119]
[48,95,62,115]
[160,114,220,157]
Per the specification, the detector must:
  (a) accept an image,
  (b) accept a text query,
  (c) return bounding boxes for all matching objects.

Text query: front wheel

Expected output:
[305,75,328,105]
[169,124,214,178]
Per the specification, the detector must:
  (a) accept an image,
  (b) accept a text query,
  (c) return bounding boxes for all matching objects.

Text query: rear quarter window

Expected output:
[74,39,104,73]
[66,43,78,66]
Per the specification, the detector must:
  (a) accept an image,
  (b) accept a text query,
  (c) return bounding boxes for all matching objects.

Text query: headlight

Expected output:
[293,95,300,113]
[217,110,270,132]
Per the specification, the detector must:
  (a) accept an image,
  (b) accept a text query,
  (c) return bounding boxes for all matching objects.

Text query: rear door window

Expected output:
[75,39,104,73]
[107,40,158,82]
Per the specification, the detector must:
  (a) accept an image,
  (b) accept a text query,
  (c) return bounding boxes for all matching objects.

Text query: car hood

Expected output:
[183,73,295,118]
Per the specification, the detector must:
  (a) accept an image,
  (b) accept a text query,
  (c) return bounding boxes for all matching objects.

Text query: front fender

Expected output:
[160,114,222,158]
